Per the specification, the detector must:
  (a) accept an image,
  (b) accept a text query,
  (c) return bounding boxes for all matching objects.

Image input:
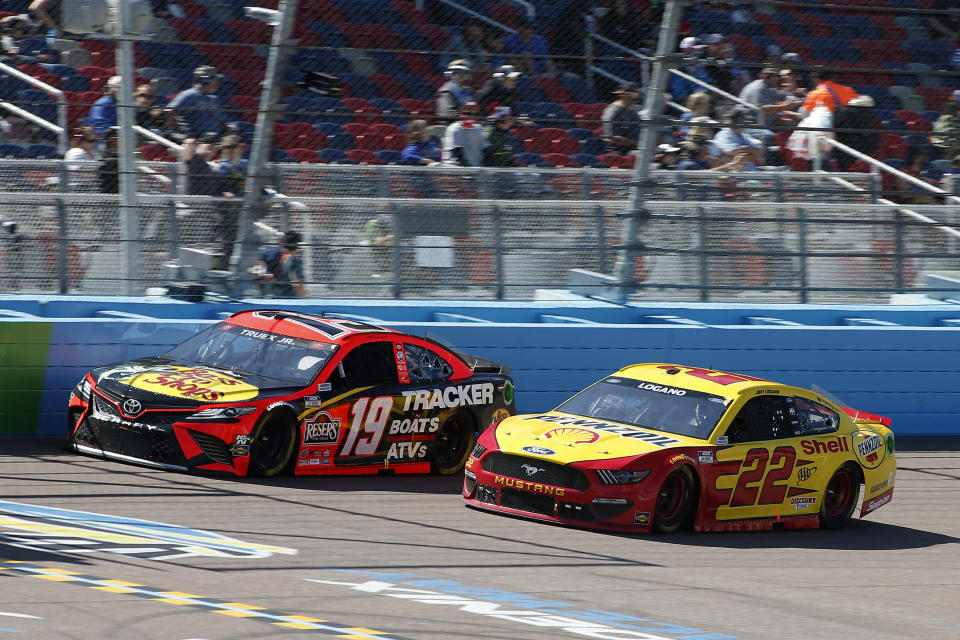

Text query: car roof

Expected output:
[224,309,398,345]
[613,363,781,398]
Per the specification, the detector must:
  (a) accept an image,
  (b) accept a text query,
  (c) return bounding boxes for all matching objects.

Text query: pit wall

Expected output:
[3,296,960,437]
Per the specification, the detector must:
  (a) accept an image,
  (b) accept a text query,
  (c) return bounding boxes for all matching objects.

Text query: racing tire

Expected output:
[430,412,475,475]
[248,412,298,477]
[653,465,697,534]
[819,463,861,529]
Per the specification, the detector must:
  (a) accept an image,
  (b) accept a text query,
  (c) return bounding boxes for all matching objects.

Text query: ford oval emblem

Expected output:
[122,398,142,415]
[522,446,555,455]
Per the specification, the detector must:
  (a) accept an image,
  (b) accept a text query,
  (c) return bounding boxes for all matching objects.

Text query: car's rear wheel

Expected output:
[430,411,475,475]
[653,466,697,534]
[248,412,298,477]
[819,463,860,529]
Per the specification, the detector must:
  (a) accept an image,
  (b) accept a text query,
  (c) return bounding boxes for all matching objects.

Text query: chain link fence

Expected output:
[1,160,957,302]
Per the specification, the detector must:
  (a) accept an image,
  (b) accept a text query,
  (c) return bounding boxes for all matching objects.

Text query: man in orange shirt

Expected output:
[801,67,859,115]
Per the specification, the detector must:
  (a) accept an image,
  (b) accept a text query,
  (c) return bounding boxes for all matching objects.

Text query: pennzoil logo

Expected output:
[493,475,565,496]
[543,427,600,445]
[303,411,341,445]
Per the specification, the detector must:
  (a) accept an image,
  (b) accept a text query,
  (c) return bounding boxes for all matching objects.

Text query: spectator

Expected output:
[63,125,101,189]
[939,154,960,191]
[702,34,742,96]
[442,101,488,166]
[268,230,307,298]
[601,81,641,155]
[548,0,591,76]
[1,14,44,64]
[436,59,474,123]
[503,19,556,77]
[928,1,960,43]
[181,133,224,196]
[653,143,680,170]
[483,105,517,167]
[677,140,749,172]
[28,0,59,35]
[712,106,764,170]
[801,68,858,116]
[135,83,175,139]
[898,146,939,204]
[669,37,712,102]
[739,67,802,128]
[599,0,650,52]
[212,132,247,269]
[932,101,960,161]
[779,68,807,101]
[834,94,877,171]
[364,214,394,279]
[88,76,121,138]
[167,65,227,139]
[679,92,713,133]
[475,65,523,114]
[400,119,441,166]
[98,130,118,194]
[485,33,509,71]
[443,22,489,74]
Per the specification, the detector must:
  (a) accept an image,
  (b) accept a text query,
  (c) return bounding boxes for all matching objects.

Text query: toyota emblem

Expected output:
[122,398,142,415]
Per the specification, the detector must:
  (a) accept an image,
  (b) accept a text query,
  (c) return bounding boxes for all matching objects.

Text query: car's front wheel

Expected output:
[819,463,860,529]
[430,411,475,475]
[653,466,697,534]
[248,412,298,477]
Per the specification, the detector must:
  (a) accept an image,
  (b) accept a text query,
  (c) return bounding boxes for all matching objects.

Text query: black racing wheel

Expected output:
[819,463,860,529]
[430,411,475,475]
[653,465,697,534]
[248,411,298,477]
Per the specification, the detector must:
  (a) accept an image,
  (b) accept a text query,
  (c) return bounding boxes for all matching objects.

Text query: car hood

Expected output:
[492,411,709,464]
[92,358,303,407]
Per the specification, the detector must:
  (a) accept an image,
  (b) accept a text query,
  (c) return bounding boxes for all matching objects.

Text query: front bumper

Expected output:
[462,451,656,532]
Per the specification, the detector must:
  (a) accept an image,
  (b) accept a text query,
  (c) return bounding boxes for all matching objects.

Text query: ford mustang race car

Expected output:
[67,310,515,477]
[463,363,895,533]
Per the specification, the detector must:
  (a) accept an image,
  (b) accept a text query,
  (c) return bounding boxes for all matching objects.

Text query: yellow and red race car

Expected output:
[67,310,515,477]
[463,363,895,533]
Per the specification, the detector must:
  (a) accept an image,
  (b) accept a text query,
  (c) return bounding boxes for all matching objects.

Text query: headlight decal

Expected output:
[596,469,650,485]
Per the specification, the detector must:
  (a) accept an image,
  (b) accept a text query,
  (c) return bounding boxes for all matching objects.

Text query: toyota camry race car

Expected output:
[67,310,515,477]
[463,363,895,533]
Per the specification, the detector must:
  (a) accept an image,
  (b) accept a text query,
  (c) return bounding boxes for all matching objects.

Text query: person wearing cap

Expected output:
[442,101,489,166]
[834,94,877,171]
[676,140,750,172]
[268,230,307,298]
[443,22,489,73]
[739,67,803,131]
[653,143,681,170]
[670,37,711,102]
[167,65,227,139]
[711,106,765,170]
[702,34,739,95]
[933,101,960,163]
[483,106,517,167]
[683,116,726,168]
[88,75,121,139]
[602,82,642,155]
[503,19,556,76]
[436,59,475,123]
[475,65,522,114]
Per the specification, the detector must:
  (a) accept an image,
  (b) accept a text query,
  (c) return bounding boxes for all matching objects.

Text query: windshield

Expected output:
[556,377,731,440]
[163,323,339,385]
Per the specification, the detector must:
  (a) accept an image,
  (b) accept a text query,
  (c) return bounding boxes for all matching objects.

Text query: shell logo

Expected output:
[543,427,600,444]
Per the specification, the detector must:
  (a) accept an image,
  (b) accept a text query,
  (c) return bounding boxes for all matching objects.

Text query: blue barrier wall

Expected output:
[6,294,958,437]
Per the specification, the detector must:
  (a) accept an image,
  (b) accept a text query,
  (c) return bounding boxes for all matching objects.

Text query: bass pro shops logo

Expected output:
[303,411,341,445]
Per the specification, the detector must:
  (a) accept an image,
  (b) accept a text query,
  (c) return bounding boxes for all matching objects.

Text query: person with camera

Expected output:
[168,66,227,140]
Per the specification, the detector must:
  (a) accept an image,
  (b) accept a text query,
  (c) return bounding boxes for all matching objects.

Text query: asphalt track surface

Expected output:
[1,437,958,640]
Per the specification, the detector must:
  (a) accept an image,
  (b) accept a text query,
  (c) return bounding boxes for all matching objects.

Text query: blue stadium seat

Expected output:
[326,132,355,150]
[376,149,402,164]
[580,138,606,156]
[923,110,942,123]
[23,143,58,159]
[0,143,24,158]
[314,122,341,136]
[60,75,91,92]
[381,107,410,126]
[515,152,542,166]
[567,127,594,141]
[322,105,354,125]
[271,148,295,162]
[572,153,597,166]
[371,98,399,111]
[404,83,436,101]
[317,148,348,163]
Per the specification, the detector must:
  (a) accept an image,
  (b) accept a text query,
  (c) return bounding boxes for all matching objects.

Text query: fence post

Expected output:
[698,206,708,301]
[493,203,504,300]
[389,202,403,299]
[56,197,68,294]
[894,209,905,291]
[797,205,808,303]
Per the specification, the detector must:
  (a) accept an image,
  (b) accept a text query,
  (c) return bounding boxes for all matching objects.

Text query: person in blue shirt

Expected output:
[167,65,227,139]
[400,119,441,165]
[503,19,556,76]
[88,76,120,138]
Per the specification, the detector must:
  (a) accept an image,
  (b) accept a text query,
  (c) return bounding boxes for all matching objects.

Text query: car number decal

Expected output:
[717,446,801,508]
[340,396,393,457]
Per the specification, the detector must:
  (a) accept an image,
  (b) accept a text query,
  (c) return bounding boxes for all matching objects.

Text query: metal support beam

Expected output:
[228,0,298,298]
[115,3,139,295]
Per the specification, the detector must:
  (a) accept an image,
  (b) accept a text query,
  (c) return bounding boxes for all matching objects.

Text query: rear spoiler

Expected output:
[458,353,511,376]
[840,407,892,427]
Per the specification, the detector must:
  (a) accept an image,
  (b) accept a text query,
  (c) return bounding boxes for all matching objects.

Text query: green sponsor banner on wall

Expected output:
[0,322,52,435]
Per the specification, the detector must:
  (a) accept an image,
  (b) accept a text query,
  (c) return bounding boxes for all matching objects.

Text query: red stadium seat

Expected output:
[371,123,402,137]
[541,153,580,168]
[139,144,176,162]
[342,97,372,112]
[382,133,406,151]
[550,137,581,155]
[345,149,383,164]
[354,133,386,151]
[342,122,370,137]
[287,148,319,163]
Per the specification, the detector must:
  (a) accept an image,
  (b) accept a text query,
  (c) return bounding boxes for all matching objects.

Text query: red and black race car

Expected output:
[67,310,516,477]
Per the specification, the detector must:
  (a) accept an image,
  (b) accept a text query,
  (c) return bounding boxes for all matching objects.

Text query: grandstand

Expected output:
[0,0,959,302]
